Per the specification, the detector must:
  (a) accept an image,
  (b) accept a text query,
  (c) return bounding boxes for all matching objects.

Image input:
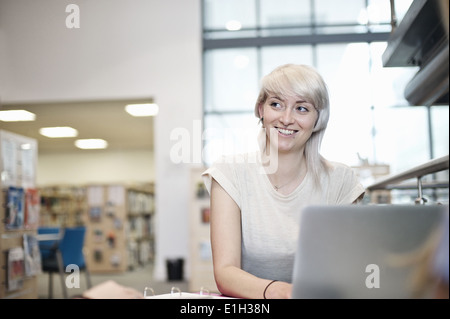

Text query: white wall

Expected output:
[0,27,5,98]
[0,0,203,281]
[1,0,195,102]
[37,150,155,185]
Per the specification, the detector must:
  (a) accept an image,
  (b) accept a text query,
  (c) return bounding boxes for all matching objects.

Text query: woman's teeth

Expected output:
[277,128,296,135]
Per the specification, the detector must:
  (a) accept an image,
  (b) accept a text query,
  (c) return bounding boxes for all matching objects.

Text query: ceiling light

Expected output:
[0,110,36,121]
[226,20,242,31]
[39,126,78,138]
[125,103,159,117]
[75,139,108,149]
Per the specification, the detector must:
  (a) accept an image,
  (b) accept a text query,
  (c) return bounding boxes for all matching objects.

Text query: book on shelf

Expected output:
[7,247,25,292]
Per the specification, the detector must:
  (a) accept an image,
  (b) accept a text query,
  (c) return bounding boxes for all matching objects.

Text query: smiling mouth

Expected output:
[275,127,298,136]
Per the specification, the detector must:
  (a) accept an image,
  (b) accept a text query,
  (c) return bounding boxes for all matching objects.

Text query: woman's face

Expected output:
[259,93,318,154]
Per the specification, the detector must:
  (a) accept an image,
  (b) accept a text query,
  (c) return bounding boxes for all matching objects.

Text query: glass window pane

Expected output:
[203,113,260,165]
[366,41,429,174]
[374,107,430,174]
[261,45,313,76]
[204,48,259,112]
[367,0,392,24]
[431,105,449,159]
[367,0,395,32]
[368,42,419,109]
[393,0,414,25]
[315,0,366,25]
[316,43,373,166]
[259,0,311,27]
[203,0,257,30]
[429,104,449,205]
[316,42,431,174]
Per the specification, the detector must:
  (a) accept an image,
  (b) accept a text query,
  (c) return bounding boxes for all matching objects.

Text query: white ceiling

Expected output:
[0,98,154,154]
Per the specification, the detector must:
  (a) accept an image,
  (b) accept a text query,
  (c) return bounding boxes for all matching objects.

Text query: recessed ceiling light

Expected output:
[0,110,36,121]
[39,126,78,138]
[125,103,159,117]
[225,20,242,31]
[75,139,108,149]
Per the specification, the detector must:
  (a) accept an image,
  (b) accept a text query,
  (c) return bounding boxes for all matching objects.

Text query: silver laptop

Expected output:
[291,204,447,299]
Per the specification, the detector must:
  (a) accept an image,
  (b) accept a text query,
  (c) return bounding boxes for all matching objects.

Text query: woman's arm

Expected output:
[210,178,292,299]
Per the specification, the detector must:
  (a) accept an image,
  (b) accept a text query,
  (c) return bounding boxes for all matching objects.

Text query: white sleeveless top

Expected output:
[202,152,365,283]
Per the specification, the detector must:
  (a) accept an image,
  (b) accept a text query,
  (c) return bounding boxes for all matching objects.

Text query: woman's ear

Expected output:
[258,103,264,120]
[258,104,265,127]
[312,111,320,132]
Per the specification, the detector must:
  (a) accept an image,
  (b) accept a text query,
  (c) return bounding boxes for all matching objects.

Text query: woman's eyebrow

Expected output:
[268,95,311,105]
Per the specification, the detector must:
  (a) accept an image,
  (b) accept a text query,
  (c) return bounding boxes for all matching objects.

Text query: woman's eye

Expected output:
[296,105,309,112]
[270,102,281,108]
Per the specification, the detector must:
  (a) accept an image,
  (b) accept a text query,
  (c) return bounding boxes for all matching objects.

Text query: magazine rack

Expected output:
[0,130,39,299]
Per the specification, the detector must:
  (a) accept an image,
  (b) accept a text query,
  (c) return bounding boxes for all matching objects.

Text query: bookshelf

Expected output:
[84,183,155,273]
[0,130,39,299]
[126,186,155,270]
[39,185,87,227]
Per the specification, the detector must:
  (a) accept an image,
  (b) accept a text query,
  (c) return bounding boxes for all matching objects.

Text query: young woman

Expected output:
[202,64,365,299]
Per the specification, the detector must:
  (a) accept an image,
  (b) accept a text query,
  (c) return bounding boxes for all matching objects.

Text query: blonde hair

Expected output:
[254,64,331,185]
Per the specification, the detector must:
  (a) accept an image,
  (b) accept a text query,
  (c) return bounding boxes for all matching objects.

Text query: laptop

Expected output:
[291,204,448,299]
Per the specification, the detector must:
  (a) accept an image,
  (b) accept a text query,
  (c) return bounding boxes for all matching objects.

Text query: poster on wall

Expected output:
[87,185,104,206]
[0,130,37,188]
[21,144,37,189]
[0,134,17,187]
[107,185,125,206]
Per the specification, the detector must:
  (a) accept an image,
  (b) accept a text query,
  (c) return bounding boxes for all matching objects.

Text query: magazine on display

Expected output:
[23,234,42,277]
[7,247,25,291]
[5,186,25,229]
[24,188,40,230]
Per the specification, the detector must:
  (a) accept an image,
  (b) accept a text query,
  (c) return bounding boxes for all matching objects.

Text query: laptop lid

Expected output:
[291,204,447,299]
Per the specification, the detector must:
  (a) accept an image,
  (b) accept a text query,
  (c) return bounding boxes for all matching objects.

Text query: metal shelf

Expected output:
[367,155,449,205]
[382,0,448,68]
[367,155,449,191]
[382,0,449,106]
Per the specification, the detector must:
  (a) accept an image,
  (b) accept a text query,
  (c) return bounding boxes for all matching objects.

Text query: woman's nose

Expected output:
[280,108,294,125]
